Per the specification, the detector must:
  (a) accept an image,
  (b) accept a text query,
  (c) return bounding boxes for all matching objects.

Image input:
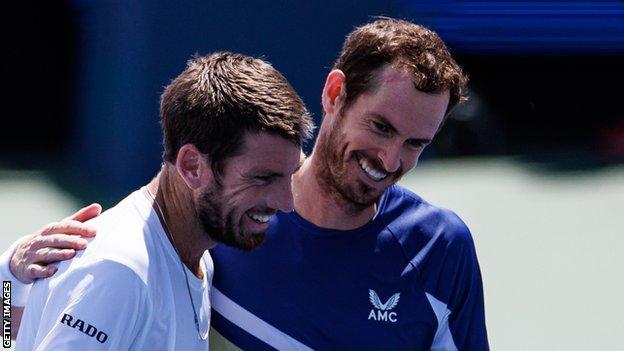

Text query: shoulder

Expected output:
[22,259,153,350]
[380,186,478,285]
[35,259,151,328]
[47,258,148,298]
[384,185,473,247]
[55,192,156,283]
[28,259,150,327]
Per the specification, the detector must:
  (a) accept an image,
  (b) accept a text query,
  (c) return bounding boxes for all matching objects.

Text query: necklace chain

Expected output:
[144,187,209,340]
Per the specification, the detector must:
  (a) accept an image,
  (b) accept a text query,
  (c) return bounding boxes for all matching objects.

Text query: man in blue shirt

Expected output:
[208,18,487,350]
[5,18,488,350]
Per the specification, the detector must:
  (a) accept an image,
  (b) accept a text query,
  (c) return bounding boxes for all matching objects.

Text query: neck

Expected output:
[146,166,217,278]
[293,148,377,231]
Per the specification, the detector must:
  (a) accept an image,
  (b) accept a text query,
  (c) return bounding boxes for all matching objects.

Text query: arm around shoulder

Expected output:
[0,236,34,306]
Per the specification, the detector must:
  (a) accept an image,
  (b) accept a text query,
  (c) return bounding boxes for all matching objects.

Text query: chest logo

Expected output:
[368,289,400,323]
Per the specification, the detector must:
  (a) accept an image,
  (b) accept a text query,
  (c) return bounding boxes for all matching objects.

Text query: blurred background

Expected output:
[1,1,623,350]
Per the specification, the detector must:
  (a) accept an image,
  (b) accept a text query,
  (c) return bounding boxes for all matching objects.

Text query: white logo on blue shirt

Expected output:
[368,289,400,323]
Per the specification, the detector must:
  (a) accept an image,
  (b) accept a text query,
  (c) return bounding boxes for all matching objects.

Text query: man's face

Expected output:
[316,65,449,210]
[197,132,301,251]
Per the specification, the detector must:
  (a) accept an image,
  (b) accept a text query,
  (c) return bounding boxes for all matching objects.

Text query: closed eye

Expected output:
[242,168,284,186]
[406,139,429,149]
[253,173,284,185]
[255,175,273,182]
[373,121,390,134]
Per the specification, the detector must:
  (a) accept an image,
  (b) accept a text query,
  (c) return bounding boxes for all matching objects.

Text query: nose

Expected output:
[267,179,295,213]
[378,142,402,174]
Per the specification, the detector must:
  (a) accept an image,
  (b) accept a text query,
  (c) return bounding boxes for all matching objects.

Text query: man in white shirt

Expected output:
[8,52,312,350]
[5,18,489,350]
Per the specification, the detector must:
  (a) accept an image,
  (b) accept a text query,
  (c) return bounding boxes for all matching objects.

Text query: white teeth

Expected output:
[358,157,387,181]
[248,213,272,223]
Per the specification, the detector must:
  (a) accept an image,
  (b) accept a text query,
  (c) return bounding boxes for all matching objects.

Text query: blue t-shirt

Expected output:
[209,185,488,350]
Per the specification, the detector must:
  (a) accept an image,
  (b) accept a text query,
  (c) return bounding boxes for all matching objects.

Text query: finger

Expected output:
[41,220,97,237]
[26,264,58,280]
[32,234,89,250]
[34,248,76,264]
[63,203,102,223]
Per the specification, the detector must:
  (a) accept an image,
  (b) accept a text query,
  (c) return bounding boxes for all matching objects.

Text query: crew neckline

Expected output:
[285,186,392,237]
[134,187,207,288]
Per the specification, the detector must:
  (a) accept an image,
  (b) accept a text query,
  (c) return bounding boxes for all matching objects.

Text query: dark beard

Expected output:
[314,119,381,214]
[196,186,265,252]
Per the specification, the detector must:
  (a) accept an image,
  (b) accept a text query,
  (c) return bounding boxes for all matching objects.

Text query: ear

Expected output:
[321,70,346,117]
[175,144,213,190]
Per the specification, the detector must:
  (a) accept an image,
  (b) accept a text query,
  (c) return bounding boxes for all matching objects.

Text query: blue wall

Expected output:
[63,0,624,201]
[69,0,393,199]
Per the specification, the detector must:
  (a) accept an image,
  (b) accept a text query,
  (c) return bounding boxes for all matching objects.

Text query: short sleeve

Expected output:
[442,213,489,350]
[417,209,489,351]
[19,260,152,351]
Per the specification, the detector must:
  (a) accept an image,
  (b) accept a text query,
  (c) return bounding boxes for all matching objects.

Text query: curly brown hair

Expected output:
[160,52,313,176]
[333,17,468,115]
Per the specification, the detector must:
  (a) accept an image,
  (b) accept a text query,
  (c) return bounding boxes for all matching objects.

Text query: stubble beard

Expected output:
[196,185,265,252]
[314,119,382,215]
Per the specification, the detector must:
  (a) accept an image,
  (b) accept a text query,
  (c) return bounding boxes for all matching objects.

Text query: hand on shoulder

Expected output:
[10,203,102,283]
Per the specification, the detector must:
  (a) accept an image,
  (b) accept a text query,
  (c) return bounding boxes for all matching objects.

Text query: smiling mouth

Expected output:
[356,154,388,182]
[245,211,274,224]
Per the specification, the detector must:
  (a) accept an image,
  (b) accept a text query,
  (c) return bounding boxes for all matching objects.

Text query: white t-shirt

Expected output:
[0,235,32,306]
[15,188,213,351]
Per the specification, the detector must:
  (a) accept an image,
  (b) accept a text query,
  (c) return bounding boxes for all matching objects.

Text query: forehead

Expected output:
[349,66,450,138]
[224,132,301,173]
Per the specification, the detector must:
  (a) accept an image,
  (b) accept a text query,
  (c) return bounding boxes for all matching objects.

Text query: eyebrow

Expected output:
[243,169,284,178]
[243,157,305,179]
[370,113,432,145]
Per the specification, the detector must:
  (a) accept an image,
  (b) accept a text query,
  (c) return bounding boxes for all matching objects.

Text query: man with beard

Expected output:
[4,18,488,350]
[205,19,488,350]
[7,52,313,350]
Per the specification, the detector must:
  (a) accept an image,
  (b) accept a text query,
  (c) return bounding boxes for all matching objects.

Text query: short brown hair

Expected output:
[160,52,313,175]
[333,17,468,114]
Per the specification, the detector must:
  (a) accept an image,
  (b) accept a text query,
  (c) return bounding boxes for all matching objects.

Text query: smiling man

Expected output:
[4,18,487,351]
[208,19,488,350]
[10,52,313,350]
